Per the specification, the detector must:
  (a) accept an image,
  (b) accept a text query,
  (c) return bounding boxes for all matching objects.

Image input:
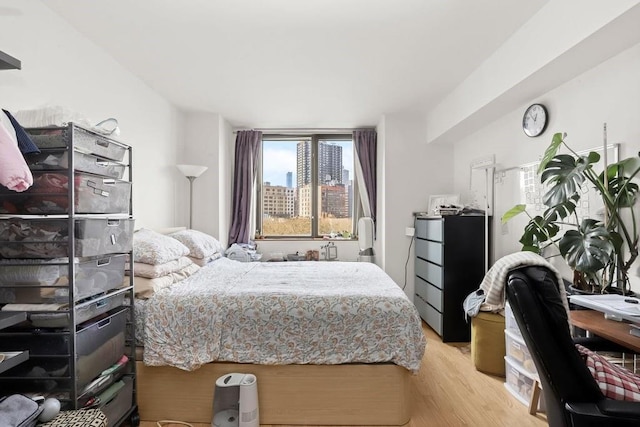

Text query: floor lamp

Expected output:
[176,164,208,229]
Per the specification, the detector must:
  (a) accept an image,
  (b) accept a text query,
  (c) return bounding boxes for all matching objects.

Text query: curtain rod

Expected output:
[232,127,374,134]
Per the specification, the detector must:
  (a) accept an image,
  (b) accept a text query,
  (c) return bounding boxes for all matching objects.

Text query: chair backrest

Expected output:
[505,266,603,426]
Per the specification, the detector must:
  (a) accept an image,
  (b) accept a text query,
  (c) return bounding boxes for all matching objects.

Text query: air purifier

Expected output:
[212,373,259,427]
[357,217,375,263]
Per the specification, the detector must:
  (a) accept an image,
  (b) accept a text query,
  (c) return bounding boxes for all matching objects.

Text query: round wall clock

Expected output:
[522,103,548,137]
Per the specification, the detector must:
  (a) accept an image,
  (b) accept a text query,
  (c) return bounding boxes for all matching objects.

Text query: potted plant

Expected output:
[502,132,640,294]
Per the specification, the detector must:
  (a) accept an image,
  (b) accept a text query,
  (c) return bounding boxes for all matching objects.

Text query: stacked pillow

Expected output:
[169,229,225,266]
[126,228,200,299]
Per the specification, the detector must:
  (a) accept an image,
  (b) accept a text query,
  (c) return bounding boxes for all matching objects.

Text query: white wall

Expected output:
[452,42,640,291]
[378,112,454,298]
[0,0,181,229]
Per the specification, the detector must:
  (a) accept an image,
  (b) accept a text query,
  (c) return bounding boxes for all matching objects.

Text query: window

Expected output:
[258,134,355,238]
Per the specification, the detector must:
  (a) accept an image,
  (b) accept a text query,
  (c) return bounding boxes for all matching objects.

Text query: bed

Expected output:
[134,258,426,425]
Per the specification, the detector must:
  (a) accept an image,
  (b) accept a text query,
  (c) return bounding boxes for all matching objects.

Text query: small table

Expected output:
[570,310,640,353]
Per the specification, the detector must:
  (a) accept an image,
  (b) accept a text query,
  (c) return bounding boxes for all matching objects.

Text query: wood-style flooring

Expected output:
[139,322,547,427]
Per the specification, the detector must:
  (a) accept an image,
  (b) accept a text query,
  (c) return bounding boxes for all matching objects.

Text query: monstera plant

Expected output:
[502,132,640,294]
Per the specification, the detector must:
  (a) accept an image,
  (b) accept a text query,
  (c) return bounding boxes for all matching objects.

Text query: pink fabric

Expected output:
[0,122,32,192]
[576,344,640,402]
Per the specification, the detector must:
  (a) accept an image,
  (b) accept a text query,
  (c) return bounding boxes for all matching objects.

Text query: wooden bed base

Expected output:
[136,361,411,425]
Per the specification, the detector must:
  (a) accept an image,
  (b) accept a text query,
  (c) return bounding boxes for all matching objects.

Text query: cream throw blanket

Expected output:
[480,252,571,319]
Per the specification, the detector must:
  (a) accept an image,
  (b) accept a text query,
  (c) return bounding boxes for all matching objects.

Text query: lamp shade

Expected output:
[177,164,208,178]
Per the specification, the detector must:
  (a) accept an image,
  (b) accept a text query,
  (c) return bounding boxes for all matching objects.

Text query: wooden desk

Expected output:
[570,310,640,353]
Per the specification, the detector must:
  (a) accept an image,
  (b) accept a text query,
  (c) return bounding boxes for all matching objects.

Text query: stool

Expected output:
[471,311,506,376]
[39,408,107,427]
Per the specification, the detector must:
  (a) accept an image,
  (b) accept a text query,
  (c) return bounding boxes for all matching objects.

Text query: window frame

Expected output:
[257,133,355,239]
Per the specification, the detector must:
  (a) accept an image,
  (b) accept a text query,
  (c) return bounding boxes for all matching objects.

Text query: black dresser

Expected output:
[414,215,486,342]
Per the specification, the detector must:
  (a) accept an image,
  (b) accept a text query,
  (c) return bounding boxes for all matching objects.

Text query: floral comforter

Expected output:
[142,258,426,372]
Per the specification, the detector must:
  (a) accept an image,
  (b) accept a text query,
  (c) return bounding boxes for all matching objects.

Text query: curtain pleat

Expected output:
[228,130,262,245]
[353,129,377,226]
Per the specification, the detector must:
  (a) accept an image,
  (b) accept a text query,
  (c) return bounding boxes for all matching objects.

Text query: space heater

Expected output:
[211,373,259,427]
[357,217,375,263]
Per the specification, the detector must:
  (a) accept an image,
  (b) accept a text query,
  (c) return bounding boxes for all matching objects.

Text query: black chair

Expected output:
[506,265,640,427]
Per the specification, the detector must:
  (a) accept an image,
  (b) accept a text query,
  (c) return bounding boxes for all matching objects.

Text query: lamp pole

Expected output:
[187,175,196,229]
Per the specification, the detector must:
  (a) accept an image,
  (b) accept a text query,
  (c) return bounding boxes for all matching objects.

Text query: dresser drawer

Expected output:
[415,258,443,289]
[416,219,443,241]
[415,276,442,312]
[414,294,443,336]
[415,239,443,265]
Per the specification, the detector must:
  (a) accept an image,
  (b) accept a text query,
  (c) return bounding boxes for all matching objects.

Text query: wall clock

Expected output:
[522,103,548,137]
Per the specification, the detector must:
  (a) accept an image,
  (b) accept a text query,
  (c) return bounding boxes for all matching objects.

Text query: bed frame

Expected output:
[136,361,412,425]
[138,227,413,425]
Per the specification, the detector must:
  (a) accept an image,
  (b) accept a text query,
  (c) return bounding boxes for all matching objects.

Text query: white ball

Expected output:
[38,398,61,422]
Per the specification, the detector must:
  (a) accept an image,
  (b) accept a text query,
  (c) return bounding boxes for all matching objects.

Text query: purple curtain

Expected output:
[353,129,377,225]
[228,130,262,245]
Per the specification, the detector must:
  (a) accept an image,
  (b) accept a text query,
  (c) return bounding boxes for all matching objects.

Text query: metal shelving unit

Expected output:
[0,124,138,426]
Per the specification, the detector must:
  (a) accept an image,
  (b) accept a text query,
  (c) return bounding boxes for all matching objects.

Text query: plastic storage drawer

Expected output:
[0,307,127,388]
[505,329,536,373]
[0,217,134,259]
[26,125,127,162]
[0,255,127,304]
[99,376,133,427]
[0,172,131,215]
[505,303,522,338]
[504,357,544,411]
[28,150,126,180]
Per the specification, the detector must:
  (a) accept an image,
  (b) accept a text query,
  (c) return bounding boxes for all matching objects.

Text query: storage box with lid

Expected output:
[0,307,127,390]
[0,171,131,215]
[0,217,134,258]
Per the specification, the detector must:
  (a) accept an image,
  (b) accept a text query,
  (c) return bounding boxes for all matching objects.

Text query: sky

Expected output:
[262,139,353,187]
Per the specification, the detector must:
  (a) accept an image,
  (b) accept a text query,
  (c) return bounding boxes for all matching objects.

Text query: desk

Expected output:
[570,310,640,353]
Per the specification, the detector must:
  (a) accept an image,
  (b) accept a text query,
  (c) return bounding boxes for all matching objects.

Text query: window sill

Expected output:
[255,237,357,242]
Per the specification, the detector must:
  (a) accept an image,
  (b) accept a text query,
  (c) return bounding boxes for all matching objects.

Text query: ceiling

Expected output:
[44,0,548,129]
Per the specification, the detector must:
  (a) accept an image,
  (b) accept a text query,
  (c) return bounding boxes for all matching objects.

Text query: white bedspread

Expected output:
[143,259,426,372]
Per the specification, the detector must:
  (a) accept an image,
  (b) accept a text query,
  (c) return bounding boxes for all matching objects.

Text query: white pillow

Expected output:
[133,228,190,265]
[170,229,225,259]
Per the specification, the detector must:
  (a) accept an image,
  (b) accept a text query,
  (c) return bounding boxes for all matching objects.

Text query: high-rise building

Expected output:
[296,141,343,186]
[286,171,293,188]
[262,183,295,218]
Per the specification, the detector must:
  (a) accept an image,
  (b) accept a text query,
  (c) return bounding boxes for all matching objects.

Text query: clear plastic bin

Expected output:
[0,172,131,215]
[28,150,126,180]
[26,125,128,162]
[0,307,127,389]
[505,329,536,374]
[0,217,134,258]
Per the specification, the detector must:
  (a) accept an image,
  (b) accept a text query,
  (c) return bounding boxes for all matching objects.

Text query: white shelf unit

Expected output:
[504,303,545,413]
[0,123,138,426]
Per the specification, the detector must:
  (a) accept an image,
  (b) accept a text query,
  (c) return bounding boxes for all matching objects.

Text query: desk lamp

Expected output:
[176,164,208,229]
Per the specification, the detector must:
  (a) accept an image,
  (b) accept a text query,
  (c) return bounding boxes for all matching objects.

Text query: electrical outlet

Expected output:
[405,227,415,237]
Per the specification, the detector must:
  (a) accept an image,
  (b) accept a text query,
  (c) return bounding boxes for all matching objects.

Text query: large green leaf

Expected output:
[541,154,598,207]
[559,218,614,273]
[537,132,565,174]
[501,204,527,223]
[519,215,560,252]
[600,157,640,208]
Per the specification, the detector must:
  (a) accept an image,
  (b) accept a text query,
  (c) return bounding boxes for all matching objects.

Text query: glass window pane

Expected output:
[316,139,353,237]
[261,139,311,236]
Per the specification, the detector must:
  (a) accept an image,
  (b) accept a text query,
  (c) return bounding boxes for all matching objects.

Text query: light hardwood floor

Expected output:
[138,322,547,427]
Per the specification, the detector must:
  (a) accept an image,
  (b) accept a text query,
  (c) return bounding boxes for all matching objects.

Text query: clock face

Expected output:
[522,104,548,137]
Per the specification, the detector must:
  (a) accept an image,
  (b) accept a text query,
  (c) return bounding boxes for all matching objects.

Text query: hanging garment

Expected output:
[2,109,40,154]
[0,121,33,192]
